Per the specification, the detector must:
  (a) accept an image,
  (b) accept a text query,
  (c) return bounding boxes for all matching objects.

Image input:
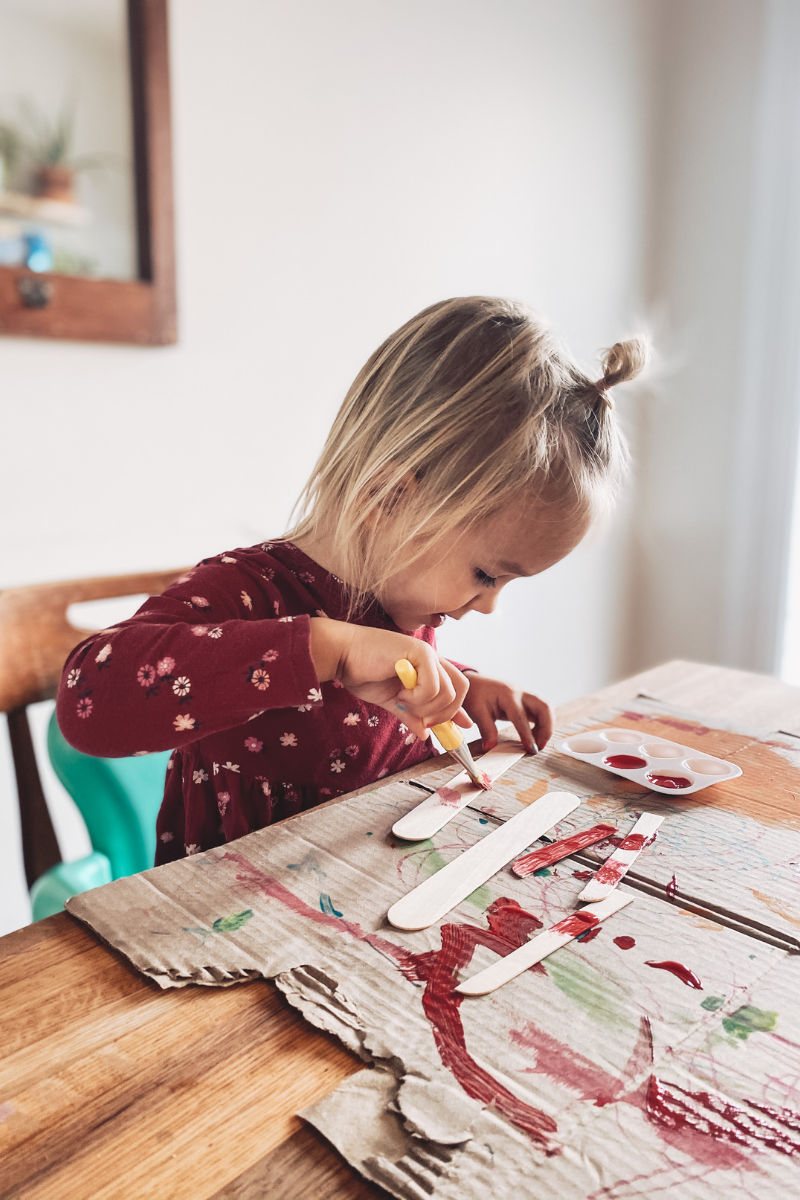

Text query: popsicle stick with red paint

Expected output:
[387,791,581,930]
[577,812,664,903]
[392,741,527,841]
[455,892,634,996]
[511,822,618,878]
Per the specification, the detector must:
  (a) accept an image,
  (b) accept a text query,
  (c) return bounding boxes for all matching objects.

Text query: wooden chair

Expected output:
[0,569,185,893]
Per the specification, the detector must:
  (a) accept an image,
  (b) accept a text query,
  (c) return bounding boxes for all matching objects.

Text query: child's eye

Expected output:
[475,569,498,588]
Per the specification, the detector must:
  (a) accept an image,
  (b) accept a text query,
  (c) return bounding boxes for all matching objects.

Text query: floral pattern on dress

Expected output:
[241,591,253,610]
[217,792,230,816]
[57,539,447,869]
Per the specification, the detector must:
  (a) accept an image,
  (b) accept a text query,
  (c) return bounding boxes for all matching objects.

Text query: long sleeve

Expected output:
[56,553,321,758]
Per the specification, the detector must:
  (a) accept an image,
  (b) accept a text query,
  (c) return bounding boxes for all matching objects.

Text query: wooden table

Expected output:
[3,659,800,1200]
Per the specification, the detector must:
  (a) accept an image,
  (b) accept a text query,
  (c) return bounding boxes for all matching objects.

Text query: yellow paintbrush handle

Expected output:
[394,658,464,750]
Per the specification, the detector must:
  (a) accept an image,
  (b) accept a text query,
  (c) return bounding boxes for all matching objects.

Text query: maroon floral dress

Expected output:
[57,542,459,865]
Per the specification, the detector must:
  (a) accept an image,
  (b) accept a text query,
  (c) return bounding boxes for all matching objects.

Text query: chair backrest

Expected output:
[48,714,170,878]
[0,568,186,887]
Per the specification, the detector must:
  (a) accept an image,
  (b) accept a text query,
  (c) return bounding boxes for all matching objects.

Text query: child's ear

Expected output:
[362,469,417,528]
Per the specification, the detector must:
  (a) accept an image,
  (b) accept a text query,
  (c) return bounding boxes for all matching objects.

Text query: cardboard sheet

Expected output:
[66,704,800,1198]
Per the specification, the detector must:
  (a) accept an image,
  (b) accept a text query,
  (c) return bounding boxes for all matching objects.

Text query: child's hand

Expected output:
[310,618,471,739]
[462,673,553,754]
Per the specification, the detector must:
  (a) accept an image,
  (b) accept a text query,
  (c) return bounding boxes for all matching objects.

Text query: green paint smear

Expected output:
[701,995,725,1012]
[465,883,491,910]
[533,867,551,877]
[544,952,633,1032]
[212,909,254,933]
[721,1005,778,1040]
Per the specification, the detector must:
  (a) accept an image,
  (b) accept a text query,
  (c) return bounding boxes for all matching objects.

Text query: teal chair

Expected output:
[0,567,185,924]
[29,714,171,921]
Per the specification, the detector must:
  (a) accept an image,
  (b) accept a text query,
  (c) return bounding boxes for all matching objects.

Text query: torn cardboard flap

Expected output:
[67,700,800,1199]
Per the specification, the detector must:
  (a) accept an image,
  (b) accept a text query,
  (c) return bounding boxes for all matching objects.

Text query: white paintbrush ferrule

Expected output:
[387,790,580,931]
[577,811,664,903]
[455,892,634,996]
[392,742,527,841]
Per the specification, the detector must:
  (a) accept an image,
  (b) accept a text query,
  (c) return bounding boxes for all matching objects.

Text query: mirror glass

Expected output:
[0,0,137,281]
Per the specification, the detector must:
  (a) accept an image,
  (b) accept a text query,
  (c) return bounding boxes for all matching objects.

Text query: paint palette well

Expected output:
[557,727,742,795]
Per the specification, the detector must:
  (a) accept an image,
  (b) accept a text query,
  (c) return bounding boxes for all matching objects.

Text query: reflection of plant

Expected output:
[0,97,117,192]
[0,119,21,176]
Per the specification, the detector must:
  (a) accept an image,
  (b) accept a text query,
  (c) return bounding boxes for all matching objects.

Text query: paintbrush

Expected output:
[394,658,492,791]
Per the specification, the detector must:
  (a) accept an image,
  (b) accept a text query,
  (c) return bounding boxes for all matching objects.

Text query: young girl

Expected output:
[57,296,647,864]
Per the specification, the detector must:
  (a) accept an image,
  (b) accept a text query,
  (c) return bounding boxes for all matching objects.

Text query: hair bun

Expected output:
[598,336,650,390]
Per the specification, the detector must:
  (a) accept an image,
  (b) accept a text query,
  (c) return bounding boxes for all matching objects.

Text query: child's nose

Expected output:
[471,592,499,616]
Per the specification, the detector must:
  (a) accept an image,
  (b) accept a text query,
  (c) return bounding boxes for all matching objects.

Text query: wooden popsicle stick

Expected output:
[392,742,527,841]
[386,791,580,931]
[577,812,664,903]
[455,892,634,996]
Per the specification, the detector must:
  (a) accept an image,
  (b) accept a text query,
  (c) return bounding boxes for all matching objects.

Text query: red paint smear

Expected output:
[511,1015,653,1105]
[604,754,647,769]
[619,831,649,852]
[619,710,717,738]
[647,773,692,790]
[224,853,557,1151]
[666,873,678,899]
[593,857,628,886]
[646,1075,800,1158]
[645,960,703,989]
[576,925,602,943]
[436,785,465,809]
[222,851,800,1165]
[551,910,599,937]
[572,870,593,881]
[477,770,493,791]
[412,900,558,1151]
[613,935,636,949]
[512,823,617,878]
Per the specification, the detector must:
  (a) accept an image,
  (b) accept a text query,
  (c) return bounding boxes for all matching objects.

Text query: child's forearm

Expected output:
[57,611,320,758]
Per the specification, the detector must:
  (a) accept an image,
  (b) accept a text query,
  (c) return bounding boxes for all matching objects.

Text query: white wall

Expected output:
[1,0,653,934]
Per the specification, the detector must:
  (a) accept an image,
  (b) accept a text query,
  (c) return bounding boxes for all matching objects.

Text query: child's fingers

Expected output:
[523,693,554,748]
[505,699,537,754]
[471,708,499,752]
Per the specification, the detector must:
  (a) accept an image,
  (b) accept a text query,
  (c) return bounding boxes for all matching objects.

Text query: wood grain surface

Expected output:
[1,659,798,1200]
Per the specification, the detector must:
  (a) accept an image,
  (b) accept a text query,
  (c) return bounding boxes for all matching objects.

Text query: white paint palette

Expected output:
[557,727,742,796]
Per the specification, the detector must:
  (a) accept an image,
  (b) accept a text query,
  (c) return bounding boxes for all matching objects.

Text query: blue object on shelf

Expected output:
[25,231,53,273]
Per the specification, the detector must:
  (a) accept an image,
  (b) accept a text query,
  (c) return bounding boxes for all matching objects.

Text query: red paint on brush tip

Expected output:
[645,960,703,989]
[604,754,647,769]
[666,873,678,899]
[476,770,493,791]
[614,935,636,950]
[512,822,617,878]
[647,773,692,790]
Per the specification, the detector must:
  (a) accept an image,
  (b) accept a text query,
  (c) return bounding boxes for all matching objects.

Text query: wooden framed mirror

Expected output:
[0,0,175,345]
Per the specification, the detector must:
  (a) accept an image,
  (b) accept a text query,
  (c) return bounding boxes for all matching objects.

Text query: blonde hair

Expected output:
[287,296,648,610]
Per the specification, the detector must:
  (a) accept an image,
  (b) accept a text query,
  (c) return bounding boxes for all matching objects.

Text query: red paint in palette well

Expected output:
[645,960,703,989]
[604,754,647,769]
[511,822,617,878]
[647,773,692,790]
